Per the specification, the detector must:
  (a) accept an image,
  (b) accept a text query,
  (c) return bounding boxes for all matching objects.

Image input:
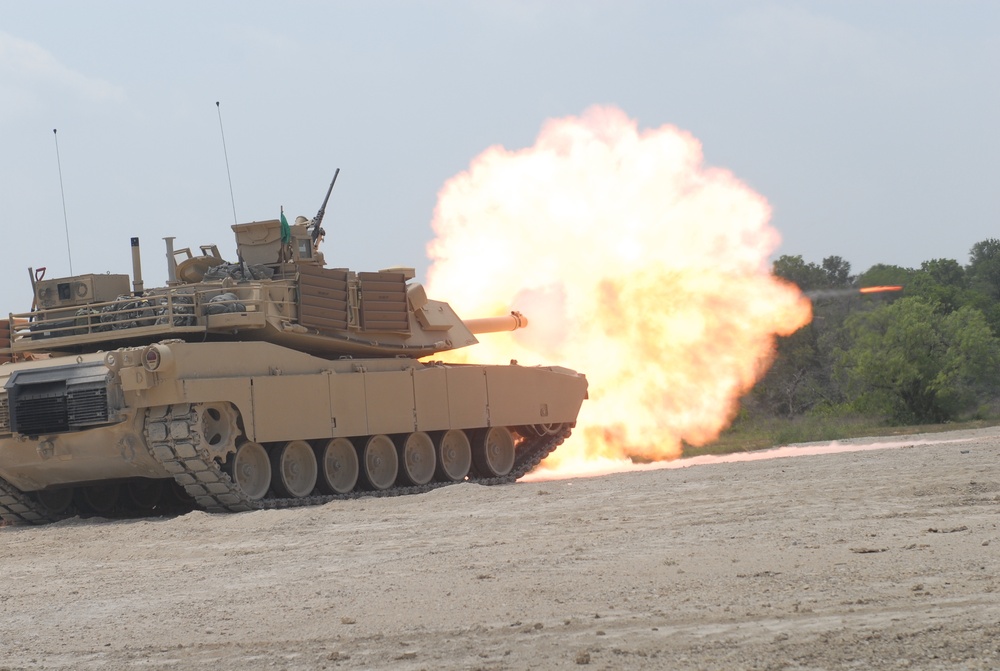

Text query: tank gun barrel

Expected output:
[465,311,529,335]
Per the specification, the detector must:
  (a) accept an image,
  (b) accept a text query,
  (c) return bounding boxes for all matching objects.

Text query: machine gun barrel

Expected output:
[310,168,340,237]
[309,169,340,247]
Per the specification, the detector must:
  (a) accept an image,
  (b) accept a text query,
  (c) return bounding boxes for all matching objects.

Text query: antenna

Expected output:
[216,101,238,224]
[52,128,74,275]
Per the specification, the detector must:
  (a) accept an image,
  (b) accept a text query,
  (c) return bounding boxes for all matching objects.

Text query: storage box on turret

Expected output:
[0,316,11,363]
[33,274,131,310]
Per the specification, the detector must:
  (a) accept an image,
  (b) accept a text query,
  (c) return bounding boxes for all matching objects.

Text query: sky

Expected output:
[1,1,997,312]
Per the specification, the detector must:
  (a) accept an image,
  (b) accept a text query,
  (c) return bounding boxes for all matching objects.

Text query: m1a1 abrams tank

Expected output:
[0,178,588,524]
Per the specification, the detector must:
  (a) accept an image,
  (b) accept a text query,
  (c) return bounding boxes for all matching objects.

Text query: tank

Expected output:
[0,179,587,524]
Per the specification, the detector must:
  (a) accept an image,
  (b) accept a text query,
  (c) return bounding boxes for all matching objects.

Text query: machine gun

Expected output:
[310,168,340,249]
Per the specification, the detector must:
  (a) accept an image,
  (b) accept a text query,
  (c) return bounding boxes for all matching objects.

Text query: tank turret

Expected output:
[3,214,521,360]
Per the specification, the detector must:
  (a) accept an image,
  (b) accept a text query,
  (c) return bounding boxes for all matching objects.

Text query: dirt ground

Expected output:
[1,427,998,671]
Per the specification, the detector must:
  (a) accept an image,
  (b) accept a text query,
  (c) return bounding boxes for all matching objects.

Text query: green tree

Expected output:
[907,259,970,314]
[967,239,1000,300]
[855,263,914,289]
[921,258,966,288]
[821,255,853,287]
[750,255,856,416]
[771,255,829,291]
[772,254,854,292]
[836,297,1000,424]
[750,326,827,416]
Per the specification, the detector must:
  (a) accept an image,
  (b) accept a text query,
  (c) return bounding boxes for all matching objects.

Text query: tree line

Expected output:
[746,240,1000,426]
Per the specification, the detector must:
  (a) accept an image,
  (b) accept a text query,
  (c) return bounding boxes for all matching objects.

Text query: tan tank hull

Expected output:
[0,341,587,523]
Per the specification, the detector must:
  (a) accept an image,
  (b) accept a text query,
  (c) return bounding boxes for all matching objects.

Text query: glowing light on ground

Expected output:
[521,435,979,482]
[426,106,812,475]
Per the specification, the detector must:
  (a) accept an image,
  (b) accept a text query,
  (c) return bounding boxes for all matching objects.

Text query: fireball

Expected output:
[426,106,811,476]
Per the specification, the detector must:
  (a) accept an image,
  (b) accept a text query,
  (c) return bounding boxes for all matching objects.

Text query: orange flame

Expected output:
[858,285,903,294]
[425,106,812,477]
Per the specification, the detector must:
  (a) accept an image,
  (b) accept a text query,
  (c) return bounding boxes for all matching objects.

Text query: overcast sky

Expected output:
[1,1,997,310]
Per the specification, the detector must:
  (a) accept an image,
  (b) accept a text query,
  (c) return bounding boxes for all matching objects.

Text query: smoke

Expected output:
[804,288,866,300]
[426,106,811,474]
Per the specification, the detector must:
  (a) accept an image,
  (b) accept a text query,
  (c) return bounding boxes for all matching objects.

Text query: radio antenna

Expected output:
[216,101,238,224]
[52,128,74,275]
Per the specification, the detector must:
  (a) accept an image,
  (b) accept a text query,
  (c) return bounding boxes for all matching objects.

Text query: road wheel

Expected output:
[315,437,359,494]
[76,484,120,515]
[358,435,398,491]
[126,479,166,511]
[225,441,271,500]
[434,429,471,482]
[396,432,436,486]
[472,426,515,478]
[35,488,74,515]
[270,440,318,498]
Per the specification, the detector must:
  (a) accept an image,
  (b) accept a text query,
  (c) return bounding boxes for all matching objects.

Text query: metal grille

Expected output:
[12,384,109,435]
[0,395,9,435]
[15,395,69,435]
[67,386,109,426]
[6,361,112,436]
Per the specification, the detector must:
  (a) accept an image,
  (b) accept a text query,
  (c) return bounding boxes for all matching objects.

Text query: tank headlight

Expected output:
[142,346,161,371]
[141,345,175,374]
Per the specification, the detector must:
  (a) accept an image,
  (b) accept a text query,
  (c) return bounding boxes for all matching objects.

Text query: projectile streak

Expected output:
[804,286,904,300]
[859,285,903,294]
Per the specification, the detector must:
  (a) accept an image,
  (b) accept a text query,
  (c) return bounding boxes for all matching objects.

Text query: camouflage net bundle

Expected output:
[155,294,196,327]
[205,292,246,315]
[99,296,156,330]
[66,293,198,332]
[203,263,274,282]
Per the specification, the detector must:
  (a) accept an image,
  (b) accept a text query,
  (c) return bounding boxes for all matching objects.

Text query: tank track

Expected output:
[143,403,571,513]
[0,476,66,525]
[0,404,568,525]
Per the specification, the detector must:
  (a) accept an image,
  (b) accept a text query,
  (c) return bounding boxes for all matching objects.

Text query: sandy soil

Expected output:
[1,427,999,670]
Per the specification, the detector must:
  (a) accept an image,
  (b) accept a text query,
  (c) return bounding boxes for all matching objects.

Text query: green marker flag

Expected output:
[280,208,291,245]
